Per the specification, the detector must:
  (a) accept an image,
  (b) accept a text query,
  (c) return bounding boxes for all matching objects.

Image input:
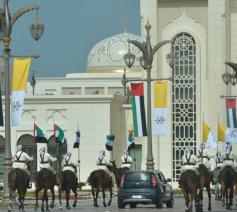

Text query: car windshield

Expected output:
[124,172,152,188]
[126,172,151,182]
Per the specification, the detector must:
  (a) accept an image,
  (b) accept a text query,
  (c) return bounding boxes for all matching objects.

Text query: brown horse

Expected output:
[87,161,117,207]
[8,168,29,212]
[219,166,236,209]
[179,169,201,212]
[34,168,56,211]
[114,167,129,188]
[198,164,212,211]
[58,170,78,209]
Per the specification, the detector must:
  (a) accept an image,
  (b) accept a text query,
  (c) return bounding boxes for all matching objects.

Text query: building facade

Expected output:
[0,0,237,187]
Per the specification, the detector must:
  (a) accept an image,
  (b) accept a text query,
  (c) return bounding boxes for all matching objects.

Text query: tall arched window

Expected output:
[172,33,197,181]
[47,135,67,175]
[0,135,5,184]
[17,134,37,181]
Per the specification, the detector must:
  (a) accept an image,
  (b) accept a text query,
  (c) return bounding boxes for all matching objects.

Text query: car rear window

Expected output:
[124,172,152,188]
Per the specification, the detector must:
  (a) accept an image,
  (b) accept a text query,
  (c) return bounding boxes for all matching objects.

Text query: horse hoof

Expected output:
[66,205,71,210]
[72,203,76,208]
[208,206,211,211]
[59,206,63,210]
[50,204,54,209]
[41,209,44,212]
[94,204,99,208]
[103,203,107,207]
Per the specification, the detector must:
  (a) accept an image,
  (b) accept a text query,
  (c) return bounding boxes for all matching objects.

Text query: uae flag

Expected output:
[225,98,237,143]
[131,82,147,137]
[105,134,114,151]
[128,130,135,151]
[153,82,168,136]
[11,58,31,126]
[54,124,67,146]
[73,130,80,148]
[33,123,48,143]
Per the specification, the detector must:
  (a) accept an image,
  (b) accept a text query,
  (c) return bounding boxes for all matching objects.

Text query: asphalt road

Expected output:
[1,195,237,211]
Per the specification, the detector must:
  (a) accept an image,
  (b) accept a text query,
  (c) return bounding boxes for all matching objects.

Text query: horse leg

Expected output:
[50,187,55,209]
[17,189,23,211]
[102,188,107,207]
[229,187,234,208]
[8,188,13,212]
[221,182,225,207]
[72,187,77,208]
[44,188,49,212]
[66,189,70,209]
[206,185,212,211]
[107,185,112,206]
[94,188,100,207]
[182,189,190,212]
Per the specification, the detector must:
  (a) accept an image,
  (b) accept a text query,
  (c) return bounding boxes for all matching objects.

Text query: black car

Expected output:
[117,170,163,209]
[153,170,174,208]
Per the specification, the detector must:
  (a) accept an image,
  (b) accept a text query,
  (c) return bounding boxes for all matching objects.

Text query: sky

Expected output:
[1,0,140,77]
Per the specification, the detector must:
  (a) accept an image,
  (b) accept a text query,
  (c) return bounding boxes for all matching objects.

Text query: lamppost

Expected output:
[222,62,237,86]
[0,0,44,200]
[123,21,173,171]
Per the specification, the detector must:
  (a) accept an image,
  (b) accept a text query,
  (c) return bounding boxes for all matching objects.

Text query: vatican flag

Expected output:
[218,122,227,142]
[11,58,31,126]
[153,82,168,136]
[203,122,217,148]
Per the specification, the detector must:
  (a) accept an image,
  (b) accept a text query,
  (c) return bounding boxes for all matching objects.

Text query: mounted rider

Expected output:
[62,152,78,180]
[222,143,237,172]
[196,143,212,180]
[12,144,33,188]
[212,151,223,184]
[96,150,111,175]
[121,150,132,168]
[39,147,57,175]
[181,147,199,175]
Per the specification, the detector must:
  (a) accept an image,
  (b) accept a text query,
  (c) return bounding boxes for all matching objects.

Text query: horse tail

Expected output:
[87,173,92,185]
[8,170,16,191]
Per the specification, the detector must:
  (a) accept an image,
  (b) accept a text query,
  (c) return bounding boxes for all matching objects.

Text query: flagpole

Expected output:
[202,113,204,164]
[133,148,136,171]
[77,122,80,183]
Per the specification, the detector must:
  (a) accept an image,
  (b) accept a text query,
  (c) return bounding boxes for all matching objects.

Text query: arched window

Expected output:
[17,134,37,181]
[0,135,5,184]
[47,135,67,175]
[172,33,197,181]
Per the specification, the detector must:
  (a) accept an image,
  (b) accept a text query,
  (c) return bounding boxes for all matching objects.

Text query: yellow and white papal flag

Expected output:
[203,122,217,148]
[11,58,31,126]
[153,82,168,136]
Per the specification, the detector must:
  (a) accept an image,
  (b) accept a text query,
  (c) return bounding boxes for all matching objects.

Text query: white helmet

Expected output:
[99,150,105,158]
[16,144,22,153]
[225,142,232,153]
[199,143,205,151]
[39,147,46,153]
[185,147,192,155]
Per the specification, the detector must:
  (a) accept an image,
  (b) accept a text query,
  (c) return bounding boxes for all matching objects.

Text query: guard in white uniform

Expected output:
[181,147,199,175]
[121,150,132,168]
[12,144,33,175]
[222,143,236,172]
[12,144,33,188]
[212,151,223,184]
[197,143,212,172]
[96,150,111,175]
[39,147,57,174]
[62,152,77,179]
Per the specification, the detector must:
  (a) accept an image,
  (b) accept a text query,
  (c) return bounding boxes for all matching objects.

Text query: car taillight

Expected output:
[120,175,125,188]
[152,175,158,187]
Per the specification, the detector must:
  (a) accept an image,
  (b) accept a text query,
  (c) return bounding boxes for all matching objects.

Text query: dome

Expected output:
[86,32,142,73]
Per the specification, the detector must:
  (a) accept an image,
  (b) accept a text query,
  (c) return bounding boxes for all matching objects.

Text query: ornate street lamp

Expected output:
[123,21,172,171]
[222,62,237,86]
[0,0,44,202]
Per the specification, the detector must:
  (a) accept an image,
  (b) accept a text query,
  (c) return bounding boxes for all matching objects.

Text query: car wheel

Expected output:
[166,194,174,208]
[156,194,163,208]
[117,199,125,209]
[130,203,136,208]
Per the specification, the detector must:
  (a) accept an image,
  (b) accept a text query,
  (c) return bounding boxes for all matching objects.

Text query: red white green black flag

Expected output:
[131,82,147,137]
